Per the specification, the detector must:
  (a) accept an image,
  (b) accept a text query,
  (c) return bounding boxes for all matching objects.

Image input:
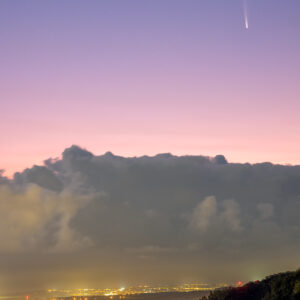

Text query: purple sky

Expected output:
[1,0,300,176]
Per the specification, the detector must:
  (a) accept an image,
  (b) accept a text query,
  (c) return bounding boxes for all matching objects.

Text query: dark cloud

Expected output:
[213,155,228,165]
[1,146,300,292]
[14,165,63,192]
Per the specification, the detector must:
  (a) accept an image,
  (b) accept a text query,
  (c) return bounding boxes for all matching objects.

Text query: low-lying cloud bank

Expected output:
[0,146,300,290]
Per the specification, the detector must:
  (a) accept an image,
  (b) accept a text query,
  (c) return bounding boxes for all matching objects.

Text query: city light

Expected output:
[46,283,229,300]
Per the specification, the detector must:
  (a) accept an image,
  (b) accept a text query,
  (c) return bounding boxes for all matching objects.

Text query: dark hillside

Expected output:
[201,270,300,300]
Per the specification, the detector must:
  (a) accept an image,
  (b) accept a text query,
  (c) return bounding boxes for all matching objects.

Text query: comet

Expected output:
[243,0,249,29]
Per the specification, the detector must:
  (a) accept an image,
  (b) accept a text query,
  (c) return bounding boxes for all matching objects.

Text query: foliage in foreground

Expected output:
[201,269,300,300]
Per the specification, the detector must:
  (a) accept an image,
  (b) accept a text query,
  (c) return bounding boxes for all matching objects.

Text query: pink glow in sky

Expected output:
[1,0,300,177]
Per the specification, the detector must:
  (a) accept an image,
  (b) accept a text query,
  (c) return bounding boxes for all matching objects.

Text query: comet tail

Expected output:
[244,0,249,29]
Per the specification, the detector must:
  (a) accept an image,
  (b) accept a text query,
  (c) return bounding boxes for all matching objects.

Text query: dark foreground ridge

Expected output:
[201,269,300,300]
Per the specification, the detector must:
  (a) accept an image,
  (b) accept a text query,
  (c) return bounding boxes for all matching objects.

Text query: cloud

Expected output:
[257,203,274,220]
[126,245,178,254]
[1,145,300,290]
[220,199,242,233]
[0,184,93,253]
[0,169,9,184]
[189,196,217,232]
[14,165,63,192]
[213,155,228,165]
[190,197,242,233]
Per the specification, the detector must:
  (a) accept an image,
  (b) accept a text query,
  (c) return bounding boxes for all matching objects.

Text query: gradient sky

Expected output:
[1,0,300,177]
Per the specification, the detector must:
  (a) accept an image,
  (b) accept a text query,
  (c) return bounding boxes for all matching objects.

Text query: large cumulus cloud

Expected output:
[1,145,300,291]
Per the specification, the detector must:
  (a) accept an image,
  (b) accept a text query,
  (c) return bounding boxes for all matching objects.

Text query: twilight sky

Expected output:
[1,0,300,176]
[1,1,300,293]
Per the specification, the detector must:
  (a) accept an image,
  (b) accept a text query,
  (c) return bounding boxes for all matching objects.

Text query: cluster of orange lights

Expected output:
[24,281,249,300]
